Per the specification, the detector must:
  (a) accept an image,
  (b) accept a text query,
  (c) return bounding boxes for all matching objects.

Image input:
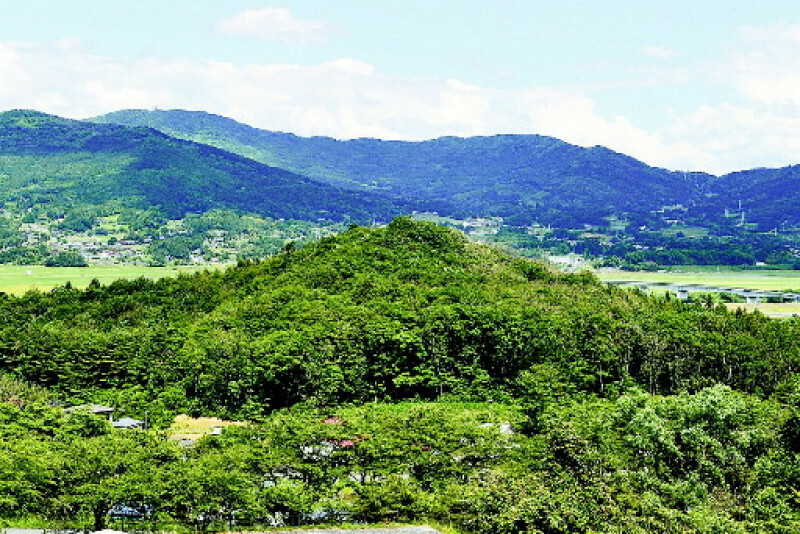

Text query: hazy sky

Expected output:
[1,1,799,174]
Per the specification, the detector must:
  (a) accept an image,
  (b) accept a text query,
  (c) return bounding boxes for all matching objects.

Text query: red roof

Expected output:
[323,417,344,425]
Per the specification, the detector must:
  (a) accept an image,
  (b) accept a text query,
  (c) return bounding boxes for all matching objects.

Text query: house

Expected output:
[112,417,144,429]
[323,416,344,425]
[65,404,115,420]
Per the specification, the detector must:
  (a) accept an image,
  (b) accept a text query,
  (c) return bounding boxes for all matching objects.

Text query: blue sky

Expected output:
[1,1,799,174]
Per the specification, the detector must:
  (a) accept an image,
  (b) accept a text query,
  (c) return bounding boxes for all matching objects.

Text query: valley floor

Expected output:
[0,264,220,294]
[594,268,800,291]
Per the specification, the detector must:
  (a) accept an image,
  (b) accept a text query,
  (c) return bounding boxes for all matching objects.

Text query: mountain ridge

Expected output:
[0,109,407,222]
[91,109,715,225]
[0,108,797,267]
[92,108,800,229]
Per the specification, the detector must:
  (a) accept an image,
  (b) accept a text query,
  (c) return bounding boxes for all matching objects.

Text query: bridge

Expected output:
[605,280,800,304]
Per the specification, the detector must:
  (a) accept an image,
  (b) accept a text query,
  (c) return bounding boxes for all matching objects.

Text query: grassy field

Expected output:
[595,269,800,292]
[595,269,800,317]
[0,264,226,295]
[723,302,800,316]
[167,414,247,441]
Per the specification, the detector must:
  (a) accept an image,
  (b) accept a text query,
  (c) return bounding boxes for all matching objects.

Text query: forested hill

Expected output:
[699,164,800,229]
[92,109,710,225]
[4,218,800,532]
[2,218,798,417]
[0,110,405,222]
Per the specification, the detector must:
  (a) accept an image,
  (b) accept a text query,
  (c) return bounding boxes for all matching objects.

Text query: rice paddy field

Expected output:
[0,264,224,295]
[594,269,800,292]
[722,302,800,316]
[595,269,800,317]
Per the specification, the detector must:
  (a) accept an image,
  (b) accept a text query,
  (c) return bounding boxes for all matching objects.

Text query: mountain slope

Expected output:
[2,218,798,412]
[700,165,800,230]
[3,219,800,532]
[0,110,404,222]
[93,109,713,225]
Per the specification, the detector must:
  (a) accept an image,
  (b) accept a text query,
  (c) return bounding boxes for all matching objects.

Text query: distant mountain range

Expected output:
[0,110,405,223]
[700,165,800,230]
[91,110,701,226]
[0,108,797,233]
[92,109,800,229]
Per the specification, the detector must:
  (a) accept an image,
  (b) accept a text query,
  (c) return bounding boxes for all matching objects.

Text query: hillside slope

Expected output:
[0,110,404,222]
[697,164,800,229]
[93,109,712,225]
[2,218,797,416]
[2,220,800,532]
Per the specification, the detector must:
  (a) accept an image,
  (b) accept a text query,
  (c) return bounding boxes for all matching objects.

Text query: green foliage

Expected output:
[91,109,800,246]
[0,217,23,249]
[0,394,798,531]
[147,235,203,262]
[0,110,404,233]
[1,219,799,415]
[0,374,51,404]
[58,209,98,233]
[4,109,799,270]
[0,219,799,531]
[117,207,167,232]
[45,251,88,267]
[3,109,800,531]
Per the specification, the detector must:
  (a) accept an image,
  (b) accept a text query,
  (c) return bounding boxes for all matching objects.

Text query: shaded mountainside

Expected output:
[0,110,406,222]
[93,109,714,225]
[699,164,800,230]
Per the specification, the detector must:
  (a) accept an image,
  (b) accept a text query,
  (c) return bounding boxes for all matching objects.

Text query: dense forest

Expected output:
[1,219,800,532]
[0,110,406,223]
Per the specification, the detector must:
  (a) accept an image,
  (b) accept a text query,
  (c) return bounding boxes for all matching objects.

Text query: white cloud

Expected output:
[738,75,800,107]
[729,25,800,108]
[1,29,799,175]
[215,8,333,44]
[0,40,495,140]
[657,22,800,172]
[319,58,374,76]
[508,89,707,172]
[0,43,31,98]
[666,104,800,173]
[640,45,680,59]
[739,23,800,45]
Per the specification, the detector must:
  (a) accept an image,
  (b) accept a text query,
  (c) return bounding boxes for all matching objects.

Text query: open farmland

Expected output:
[596,268,800,317]
[723,302,800,316]
[595,269,800,292]
[0,264,221,295]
